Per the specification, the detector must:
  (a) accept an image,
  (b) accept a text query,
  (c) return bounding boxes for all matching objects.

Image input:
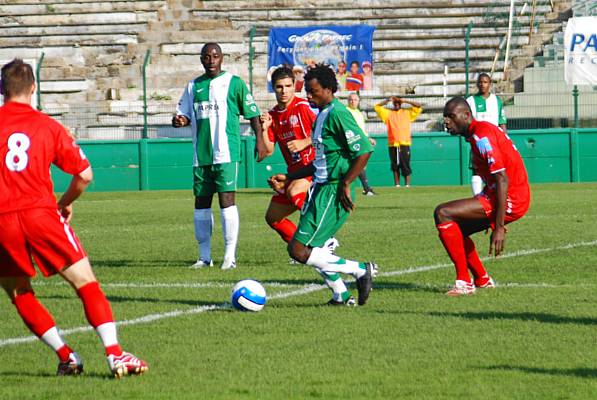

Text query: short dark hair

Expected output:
[444,96,472,115]
[1,59,35,98]
[304,64,338,93]
[201,42,222,55]
[477,72,491,82]
[271,66,294,85]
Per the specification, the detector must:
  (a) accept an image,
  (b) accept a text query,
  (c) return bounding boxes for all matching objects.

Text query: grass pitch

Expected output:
[0,183,596,399]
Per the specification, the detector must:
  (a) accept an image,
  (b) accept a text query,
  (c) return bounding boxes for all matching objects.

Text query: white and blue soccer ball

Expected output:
[231,279,266,312]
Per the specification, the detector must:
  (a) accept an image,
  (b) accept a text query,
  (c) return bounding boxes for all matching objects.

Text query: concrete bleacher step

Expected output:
[0,1,167,15]
[0,11,158,27]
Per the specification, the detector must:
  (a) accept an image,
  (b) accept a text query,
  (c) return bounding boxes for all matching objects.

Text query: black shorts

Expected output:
[388,146,411,176]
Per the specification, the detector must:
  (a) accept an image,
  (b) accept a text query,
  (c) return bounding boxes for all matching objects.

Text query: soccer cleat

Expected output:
[220,257,237,270]
[355,262,378,305]
[326,295,356,307]
[323,237,340,254]
[475,276,495,289]
[190,259,213,269]
[57,352,83,376]
[446,280,476,297]
[365,190,376,196]
[107,351,148,379]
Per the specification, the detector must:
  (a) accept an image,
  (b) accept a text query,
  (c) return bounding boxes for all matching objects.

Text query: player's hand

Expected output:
[287,138,308,153]
[338,181,354,212]
[369,138,377,146]
[260,112,272,131]
[489,226,506,257]
[268,174,287,194]
[58,204,73,223]
[172,115,189,128]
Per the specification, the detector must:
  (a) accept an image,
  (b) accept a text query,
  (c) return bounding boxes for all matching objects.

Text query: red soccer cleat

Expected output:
[107,351,148,378]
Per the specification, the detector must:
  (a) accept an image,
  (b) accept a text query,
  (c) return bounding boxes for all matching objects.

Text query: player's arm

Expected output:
[288,103,315,153]
[172,84,192,127]
[250,116,268,162]
[489,170,509,257]
[259,112,275,157]
[287,136,311,153]
[57,167,93,223]
[339,152,372,212]
[499,124,508,134]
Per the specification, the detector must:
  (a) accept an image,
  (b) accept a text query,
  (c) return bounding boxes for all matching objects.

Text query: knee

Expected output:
[434,203,452,224]
[287,240,309,264]
[265,212,276,227]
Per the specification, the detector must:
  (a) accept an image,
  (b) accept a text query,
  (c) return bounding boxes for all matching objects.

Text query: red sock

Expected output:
[77,281,114,328]
[463,237,489,282]
[56,345,74,362]
[437,221,471,283]
[270,218,296,243]
[291,192,306,209]
[13,291,56,338]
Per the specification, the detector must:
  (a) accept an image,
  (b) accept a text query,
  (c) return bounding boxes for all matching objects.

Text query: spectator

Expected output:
[374,96,422,187]
[345,61,364,91]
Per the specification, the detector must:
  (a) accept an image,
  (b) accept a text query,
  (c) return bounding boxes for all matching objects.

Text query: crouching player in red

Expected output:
[261,66,349,304]
[0,59,148,377]
[436,97,530,296]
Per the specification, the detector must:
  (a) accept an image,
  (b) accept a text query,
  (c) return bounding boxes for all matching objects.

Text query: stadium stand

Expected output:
[0,0,574,137]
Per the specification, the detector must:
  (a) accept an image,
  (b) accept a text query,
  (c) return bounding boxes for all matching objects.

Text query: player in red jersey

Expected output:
[260,66,317,243]
[436,97,530,296]
[0,59,147,378]
[260,66,349,305]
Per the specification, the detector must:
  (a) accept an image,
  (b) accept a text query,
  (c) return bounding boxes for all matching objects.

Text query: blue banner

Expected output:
[267,25,375,92]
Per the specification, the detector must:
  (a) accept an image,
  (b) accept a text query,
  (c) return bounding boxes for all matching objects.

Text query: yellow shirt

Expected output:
[374,104,422,146]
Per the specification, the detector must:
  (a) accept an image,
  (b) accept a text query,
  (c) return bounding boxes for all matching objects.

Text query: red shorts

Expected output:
[475,192,530,228]
[270,176,312,207]
[0,208,87,278]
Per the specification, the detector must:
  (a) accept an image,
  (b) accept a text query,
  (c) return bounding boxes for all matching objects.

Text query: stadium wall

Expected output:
[51,129,597,192]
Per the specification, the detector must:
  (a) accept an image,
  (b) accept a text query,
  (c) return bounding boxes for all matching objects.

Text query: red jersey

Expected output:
[468,119,530,207]
[267,96,316,173]
[0,101,90,214]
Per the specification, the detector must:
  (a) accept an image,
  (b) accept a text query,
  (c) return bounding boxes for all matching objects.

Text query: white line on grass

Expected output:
[1,240,595,348]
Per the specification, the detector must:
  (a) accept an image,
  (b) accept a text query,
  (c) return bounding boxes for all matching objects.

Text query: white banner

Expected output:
[564,16,597,85]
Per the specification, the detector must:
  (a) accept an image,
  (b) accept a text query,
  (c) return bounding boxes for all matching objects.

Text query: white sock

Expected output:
[220,205,239,260]
[306,246,366,278]
[194,208,213,261]
[40,327,67,352]
[317,268,349,301]
[96,322,119,348]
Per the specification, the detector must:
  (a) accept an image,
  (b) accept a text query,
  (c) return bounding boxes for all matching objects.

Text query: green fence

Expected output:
[51,128,597,192]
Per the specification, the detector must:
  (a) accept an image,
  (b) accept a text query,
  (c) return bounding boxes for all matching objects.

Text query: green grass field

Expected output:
[1,183,596,399]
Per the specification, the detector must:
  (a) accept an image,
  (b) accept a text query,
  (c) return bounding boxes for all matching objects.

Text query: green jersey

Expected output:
[312,98,373,184]
[466,93,507,127]
[177,71,260,166]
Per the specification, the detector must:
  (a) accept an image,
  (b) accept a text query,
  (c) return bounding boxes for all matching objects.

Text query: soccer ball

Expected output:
[231,279,266,312]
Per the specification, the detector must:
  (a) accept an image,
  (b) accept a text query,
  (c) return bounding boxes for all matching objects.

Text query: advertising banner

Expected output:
[268,25,375,92]
[564,16,597,85]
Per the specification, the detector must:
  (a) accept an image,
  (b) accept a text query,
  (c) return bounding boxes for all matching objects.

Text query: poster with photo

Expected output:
[267,25,375,93]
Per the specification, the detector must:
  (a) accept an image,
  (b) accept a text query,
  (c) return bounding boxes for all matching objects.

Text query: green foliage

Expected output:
[0,184,596,398]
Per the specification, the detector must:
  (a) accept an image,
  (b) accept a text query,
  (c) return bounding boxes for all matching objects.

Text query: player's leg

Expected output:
[0,211,82,375]
[0,276,83,375]
[192,166,216,268]
[214,162,240,270]
[289,184,377,305]
[59,258,148,377]
[265,198,299,243]
[434,197,490,296]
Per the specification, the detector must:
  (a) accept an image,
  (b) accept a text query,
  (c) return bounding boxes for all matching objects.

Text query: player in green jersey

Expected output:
[173,43,267,270]
[270,64,378,306]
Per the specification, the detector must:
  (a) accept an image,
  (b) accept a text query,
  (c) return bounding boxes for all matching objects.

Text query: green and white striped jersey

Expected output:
[312,98,373,184]
[466,93,507,127]
[177,71,260,166]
